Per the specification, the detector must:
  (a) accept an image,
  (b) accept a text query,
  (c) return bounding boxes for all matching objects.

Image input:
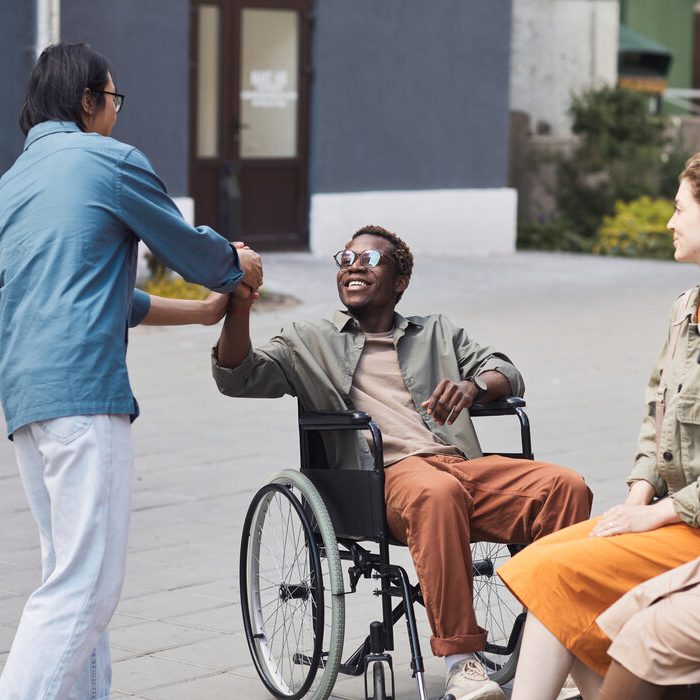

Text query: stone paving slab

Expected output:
[0,251,697,698]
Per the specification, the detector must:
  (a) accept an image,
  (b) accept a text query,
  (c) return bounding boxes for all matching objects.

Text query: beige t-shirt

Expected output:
[349,331,463,466]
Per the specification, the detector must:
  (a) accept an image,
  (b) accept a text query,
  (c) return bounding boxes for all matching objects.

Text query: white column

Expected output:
[36,0,60,57]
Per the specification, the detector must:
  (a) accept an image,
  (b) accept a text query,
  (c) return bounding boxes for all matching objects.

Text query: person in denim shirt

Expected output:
[0,43,262,700]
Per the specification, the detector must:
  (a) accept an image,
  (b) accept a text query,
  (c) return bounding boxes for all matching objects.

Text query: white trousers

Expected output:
[0,414,134,700]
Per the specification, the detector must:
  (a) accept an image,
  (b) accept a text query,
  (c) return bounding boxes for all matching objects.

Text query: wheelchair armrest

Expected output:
[299,410,373,432]
[469,396,526,418]
[299,409,384,472]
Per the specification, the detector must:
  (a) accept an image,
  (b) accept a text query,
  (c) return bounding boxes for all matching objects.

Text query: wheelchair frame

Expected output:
[240,397,532,700]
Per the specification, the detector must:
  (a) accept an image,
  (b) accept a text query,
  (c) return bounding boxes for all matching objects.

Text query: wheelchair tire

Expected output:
[372,662,386,700]
[471,541,525,685]
[240,470,345,700]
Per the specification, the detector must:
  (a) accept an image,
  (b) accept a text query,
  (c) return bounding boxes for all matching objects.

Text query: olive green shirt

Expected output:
[627,287,700,527]
[212,310,524,470]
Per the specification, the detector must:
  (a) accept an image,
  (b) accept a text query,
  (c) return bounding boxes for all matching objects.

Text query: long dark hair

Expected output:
[19,43,112,135]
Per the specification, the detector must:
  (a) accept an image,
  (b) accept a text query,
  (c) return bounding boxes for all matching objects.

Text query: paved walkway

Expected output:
[0,251,697,699]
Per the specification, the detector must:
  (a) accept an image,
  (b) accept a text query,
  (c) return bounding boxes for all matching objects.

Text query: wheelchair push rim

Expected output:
[240,470,345,700]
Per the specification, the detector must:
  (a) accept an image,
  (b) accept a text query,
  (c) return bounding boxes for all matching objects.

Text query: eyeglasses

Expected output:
[333,249,395,269]
[92,89,125,113]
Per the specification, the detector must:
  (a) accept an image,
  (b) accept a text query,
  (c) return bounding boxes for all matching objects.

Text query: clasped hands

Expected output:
[231,241,262,312]
[234,241,263,290]
[199,241,261,324]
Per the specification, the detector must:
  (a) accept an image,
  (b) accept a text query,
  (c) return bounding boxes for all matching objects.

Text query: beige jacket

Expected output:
[628,287,700,527]
[597,557,700,684]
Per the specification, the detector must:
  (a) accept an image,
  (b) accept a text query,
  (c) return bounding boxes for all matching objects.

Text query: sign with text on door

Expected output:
[242,70,298,108]
[240,9,299,158]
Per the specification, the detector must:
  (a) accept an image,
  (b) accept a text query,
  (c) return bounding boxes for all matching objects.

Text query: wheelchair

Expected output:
[240,397,532,700]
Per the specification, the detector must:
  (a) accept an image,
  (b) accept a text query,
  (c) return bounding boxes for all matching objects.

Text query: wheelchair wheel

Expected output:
[240,470,345,700]
[372,662,386,700]
[471,541,525,685]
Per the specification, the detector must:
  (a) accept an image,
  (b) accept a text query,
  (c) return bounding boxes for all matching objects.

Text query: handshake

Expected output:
[232,241,263,310]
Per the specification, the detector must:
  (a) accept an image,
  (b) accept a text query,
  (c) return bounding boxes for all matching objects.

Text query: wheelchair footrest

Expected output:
[339,637,371,677]
[484,612,526,655]
[292,651,328,668]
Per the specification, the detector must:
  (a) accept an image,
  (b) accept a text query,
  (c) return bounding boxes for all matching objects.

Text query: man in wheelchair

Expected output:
[212,225,592,700]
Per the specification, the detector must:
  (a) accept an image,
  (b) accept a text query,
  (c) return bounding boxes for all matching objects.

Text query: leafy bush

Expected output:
[592,197,675,259]
[140,274,294,309]
[142,274,209,300]
[517,220,593,253]
[556,86,671,241]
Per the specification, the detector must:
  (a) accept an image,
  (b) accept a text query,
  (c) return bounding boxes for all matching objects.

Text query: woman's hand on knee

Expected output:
[589,499,681,537]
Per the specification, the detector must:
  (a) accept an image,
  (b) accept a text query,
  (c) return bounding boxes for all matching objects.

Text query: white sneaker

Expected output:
[556,674,581,700]
[444,658,505,700]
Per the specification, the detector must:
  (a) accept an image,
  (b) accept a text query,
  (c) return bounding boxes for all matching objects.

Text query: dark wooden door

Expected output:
[189,0,311,249]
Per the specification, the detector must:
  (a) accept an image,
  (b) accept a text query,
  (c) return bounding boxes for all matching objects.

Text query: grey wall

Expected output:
[61,0,191,195]
[0,1,36,174]
[310,0,512,193]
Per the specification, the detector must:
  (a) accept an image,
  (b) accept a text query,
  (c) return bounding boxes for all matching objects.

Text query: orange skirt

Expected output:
[497,517,700,676]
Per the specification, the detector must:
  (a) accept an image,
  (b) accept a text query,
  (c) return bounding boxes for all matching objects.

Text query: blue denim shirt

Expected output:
[0,121,243,437]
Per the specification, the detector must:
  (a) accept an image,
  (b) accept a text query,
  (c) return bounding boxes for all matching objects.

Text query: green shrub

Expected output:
[593,197,675,259]
[140,275,293,309]
[517,220,593,253]
[556,86,671,242]
[141,275,209,300]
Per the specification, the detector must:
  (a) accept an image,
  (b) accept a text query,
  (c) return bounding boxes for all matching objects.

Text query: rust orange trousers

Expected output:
[383,454,593,656]
[498,518,700,676]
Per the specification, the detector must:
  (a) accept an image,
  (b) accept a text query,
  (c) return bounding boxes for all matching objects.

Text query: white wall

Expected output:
[310,189,517,257]
[510,0,619,136]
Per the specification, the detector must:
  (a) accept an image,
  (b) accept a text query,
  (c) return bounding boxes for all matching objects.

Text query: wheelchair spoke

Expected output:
[289,605,310,685]
[471,541,523,680]
[257,493,308,588]
[256,496,290,585]
[265,570,306,687]
[255,580,281,594]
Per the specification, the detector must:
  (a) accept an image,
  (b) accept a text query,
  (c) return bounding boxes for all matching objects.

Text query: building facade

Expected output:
[1,0,516,255]
[510,0,619,136]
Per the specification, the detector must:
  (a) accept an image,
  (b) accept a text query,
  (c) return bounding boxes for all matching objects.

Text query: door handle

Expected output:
[231,117,250,132]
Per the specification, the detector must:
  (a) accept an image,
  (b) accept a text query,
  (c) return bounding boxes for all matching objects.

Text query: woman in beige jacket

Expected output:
[596,556,700,698]
[497,154,700,700]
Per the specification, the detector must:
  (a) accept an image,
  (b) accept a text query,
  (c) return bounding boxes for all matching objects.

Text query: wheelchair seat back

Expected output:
[299,407,388,541]
[301,467,385,540]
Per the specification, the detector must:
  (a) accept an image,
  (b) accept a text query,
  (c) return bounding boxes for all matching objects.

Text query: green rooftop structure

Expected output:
[619,0,696,114]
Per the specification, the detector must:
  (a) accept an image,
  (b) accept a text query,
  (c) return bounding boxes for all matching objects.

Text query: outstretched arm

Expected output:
[137,242,260,327]
[215,283,260,368]
[141,291,230,326]
[117,149,263,293]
